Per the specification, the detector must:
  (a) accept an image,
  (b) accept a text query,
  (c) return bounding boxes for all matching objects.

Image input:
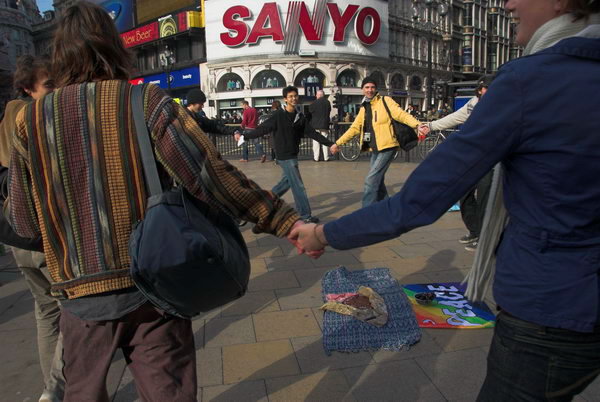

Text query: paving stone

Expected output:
[197,347,223,387]
[266,370,355,402]
[398,231,434,245]
[112,365,140,402]
[248,246,284,259]
[265,254,315,271]
[428,248,475,269]
[250,258,268,275]
[423,268,470,284]
[370,330,443,363]
[350,246,404,263]
[312,308,324,330]
[256,235,291,247]
[222,340,300,384]
[416,348,489,401]
[310,251,360,268]
[202,380,268,402]
[293,267,330,288]
[276,285,323,310]
[204,315,255,348]
[248,271,299,292]
[291,335,373,373]
[580,376,600,401]
[343,359,446,401]
[220,290,280,317]
[389,243,438,258]
[425,328,494,352]
[192,318,205,348]
[253,308,321,342]
[429,228,469,242]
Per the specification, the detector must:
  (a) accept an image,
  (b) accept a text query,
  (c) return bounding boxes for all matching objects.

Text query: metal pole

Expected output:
[427,31,433,108]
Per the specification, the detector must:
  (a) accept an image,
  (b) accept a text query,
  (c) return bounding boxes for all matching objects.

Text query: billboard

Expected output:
[100,0,135,32]
[205,0,389,62]
[135,66,201,90]
[120,11,203,48]
[121,22,159,47]
[136,0,196,25]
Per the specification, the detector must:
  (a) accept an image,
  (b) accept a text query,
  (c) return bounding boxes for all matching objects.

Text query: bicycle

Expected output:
[418,129,455,159]
[339,136,361,161]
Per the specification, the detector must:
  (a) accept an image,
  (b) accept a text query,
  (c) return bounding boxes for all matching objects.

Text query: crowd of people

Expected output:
[0,0,598,400]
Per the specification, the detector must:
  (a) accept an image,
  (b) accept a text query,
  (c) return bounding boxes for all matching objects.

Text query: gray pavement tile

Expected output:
[580,376,600,401]
[310,251,360,269]
[398,231,436,245]
[248,246,285,259]
[429,228,469,242]
[264,254,315,271]
[389,243,438,259]
[415,348,489,401]
[291,335,373,373]
[192,318,205,348]
[370,330,443,363]
[220,290,280,317]
[425,328,494,352]
[343,359,446,402]
[424,268,471,284]
[293,267,330,288]
[312,308,324,330]
[111,366,140,402]
[204,315,256,348]
[197,347,223,387]
[106,351,128,400]
[276,285,324,310]
[202,379,268,402]
[255,235,292,247]
[266,370,355,402]
[0,328,45,401]
[428,248,475,270]
[248,271,300,291]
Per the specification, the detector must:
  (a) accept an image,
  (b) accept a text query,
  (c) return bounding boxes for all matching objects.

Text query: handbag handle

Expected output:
[381,96,396,125]
[131,85,162,197]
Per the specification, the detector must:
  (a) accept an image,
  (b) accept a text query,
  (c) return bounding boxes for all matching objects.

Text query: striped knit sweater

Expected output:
[9,81,299,299]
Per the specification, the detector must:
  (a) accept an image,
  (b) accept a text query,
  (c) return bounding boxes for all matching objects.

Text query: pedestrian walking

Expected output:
[308,90,331,162]
[7,3,307,400]
[240,100,266,162]
[292,0,600,399]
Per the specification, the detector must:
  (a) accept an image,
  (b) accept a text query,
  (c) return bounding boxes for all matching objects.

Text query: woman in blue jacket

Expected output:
[291,0,600,399]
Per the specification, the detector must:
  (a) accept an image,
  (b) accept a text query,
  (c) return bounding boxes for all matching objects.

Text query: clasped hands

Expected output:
[417,124,430,140]
[286,221,327,259]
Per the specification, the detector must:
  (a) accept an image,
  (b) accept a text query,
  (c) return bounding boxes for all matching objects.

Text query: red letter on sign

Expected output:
[247,2,284,44]
[220,5,251,47]
[297,2,321,41]
[355,7,381,45]
[327,3,359,43]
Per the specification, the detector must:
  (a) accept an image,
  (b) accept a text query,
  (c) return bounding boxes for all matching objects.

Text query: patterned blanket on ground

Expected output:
[321,267,421,355]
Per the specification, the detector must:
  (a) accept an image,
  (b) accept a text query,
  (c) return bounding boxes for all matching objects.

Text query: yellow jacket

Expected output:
[336,95,421,151]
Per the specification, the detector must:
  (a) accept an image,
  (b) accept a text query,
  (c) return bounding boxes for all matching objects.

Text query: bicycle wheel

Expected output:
[340,137,361,161]
[418,135,439,159]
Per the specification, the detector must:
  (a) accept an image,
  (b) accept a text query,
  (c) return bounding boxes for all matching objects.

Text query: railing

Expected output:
[205,122,429,163]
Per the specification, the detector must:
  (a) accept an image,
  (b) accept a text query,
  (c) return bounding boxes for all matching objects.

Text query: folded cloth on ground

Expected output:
[321,267,421,355]
[321,286,388,327]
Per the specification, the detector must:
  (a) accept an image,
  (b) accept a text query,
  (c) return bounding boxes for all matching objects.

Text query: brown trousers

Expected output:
[60,303,197,402]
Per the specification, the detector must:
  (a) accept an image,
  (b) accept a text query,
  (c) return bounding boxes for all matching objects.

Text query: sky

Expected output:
[37,0,54,12]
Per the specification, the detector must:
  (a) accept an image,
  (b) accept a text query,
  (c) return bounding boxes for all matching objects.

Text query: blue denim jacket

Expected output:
[324,36,600,332]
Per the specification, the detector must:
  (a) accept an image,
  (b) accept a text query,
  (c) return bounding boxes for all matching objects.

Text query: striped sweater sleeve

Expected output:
[144,85,300,237]
[8,106,40,238]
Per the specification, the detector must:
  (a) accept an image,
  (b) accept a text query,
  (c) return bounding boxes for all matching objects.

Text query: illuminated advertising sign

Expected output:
[133,67,200,90]
[121,22,159,47]
[101,0,135,32]
[206,0,389,61]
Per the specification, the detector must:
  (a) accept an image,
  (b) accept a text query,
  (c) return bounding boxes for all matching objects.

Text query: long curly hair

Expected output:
[52,1,133,87]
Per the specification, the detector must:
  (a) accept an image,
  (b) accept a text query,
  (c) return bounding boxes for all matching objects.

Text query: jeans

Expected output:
[272,158,312,219]
[242,138,265,160]
[362,148,397,207]
[477,311,600,401]
[312,129,330,161]
[13,248,65,399]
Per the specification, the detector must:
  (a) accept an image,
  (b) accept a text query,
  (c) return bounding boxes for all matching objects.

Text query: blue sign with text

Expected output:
[142,67,200,90]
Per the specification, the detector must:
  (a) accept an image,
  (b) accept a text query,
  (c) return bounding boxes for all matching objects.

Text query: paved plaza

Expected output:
[1,158,598,401]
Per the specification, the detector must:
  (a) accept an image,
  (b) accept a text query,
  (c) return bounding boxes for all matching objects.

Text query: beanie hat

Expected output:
[187,89,206,105]
[361,76,377,88]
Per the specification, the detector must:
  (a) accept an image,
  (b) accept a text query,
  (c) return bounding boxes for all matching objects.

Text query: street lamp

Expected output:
[159,45,175,94]
[412,0,449,108]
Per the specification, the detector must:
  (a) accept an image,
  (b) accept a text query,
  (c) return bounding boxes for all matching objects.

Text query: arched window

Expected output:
[251,70,286,89]
[410,75,422,91]
[217,73,245,92]
[390,74,405,90]
[294,68,325,88]
[336,70,358,87]
[370,71,386,89]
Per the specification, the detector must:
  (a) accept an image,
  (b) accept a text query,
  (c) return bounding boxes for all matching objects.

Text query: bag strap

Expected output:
[131,85,162,197]
[381,96,394,122]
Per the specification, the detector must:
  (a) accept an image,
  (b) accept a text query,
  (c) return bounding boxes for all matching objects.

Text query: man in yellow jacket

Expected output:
[331,77,427,206]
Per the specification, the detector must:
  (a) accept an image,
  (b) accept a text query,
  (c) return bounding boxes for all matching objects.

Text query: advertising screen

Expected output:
[136,0,196,25]
[205,0,389,62]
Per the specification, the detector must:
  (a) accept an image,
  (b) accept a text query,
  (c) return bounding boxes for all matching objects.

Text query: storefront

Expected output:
[202,0,424,119]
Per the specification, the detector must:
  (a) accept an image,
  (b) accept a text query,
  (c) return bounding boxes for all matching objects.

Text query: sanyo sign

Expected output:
[205,0,389,61]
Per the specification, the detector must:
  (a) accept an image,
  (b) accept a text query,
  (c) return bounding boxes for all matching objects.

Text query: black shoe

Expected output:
[303,216,320,224]
[459,233,478,244]
[465,241,478,252]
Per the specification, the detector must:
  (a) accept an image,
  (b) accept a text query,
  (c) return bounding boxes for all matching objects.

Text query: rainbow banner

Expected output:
[402,282,495,329]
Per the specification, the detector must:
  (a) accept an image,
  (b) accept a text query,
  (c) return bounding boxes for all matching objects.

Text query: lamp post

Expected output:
[412,0,449,108]
[159,45,175,94]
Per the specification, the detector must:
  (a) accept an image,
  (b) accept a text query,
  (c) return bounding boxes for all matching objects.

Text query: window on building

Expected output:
[337,70,358,87]
[369,71,385,89]
[294,68,325,88]
[217,73,245,92]
[390,74,405,90]
[252,70,285,89]
[410,76,422,91]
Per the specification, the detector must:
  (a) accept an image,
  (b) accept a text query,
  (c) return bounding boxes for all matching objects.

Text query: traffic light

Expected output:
[434,81,448,100]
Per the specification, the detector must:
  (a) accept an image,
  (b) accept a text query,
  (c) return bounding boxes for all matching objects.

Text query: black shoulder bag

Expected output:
[381,97,419,152]
[128,85,251,318]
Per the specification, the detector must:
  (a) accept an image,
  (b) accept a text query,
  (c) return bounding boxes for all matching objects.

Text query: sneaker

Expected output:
[303,216,320,224]
[260,155,267,163]
[465,241,478,252]
[239,159,248,162]
[459,233,478,244]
